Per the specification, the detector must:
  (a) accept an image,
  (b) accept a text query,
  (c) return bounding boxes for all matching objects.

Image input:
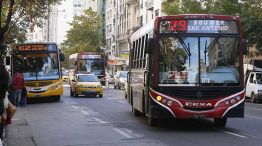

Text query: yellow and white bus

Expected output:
[11,42,65,101]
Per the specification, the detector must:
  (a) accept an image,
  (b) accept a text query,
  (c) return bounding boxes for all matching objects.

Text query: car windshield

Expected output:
[158,35,240,86]
[120,72,128,78]
[78,75,98,82]
[62,71,68,76]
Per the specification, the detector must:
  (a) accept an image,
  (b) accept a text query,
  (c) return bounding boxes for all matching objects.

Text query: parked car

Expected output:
[70,74,103,98]
[113,71,128,89]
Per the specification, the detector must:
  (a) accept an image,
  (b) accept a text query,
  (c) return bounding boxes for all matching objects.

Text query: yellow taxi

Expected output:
[62,70,69,82]
[70,74,103,98]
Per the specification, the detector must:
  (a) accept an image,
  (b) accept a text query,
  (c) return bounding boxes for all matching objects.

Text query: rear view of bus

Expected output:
[128,14,245,127]
[12,43,64,101]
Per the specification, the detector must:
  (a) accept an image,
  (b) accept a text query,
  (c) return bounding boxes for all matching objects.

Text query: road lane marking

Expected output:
[93,117,108,124]
[81,110,90,115]
[63,100,69,104]
[105,97,114,100]
[71,105,78,109]
[113,128,133,139]
[118,101,127,104]
[215,129,247,138]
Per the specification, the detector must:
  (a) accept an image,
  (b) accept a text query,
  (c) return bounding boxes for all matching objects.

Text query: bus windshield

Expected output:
[14,52,60,81]
[77,59,104,75]
[158,35,240,86]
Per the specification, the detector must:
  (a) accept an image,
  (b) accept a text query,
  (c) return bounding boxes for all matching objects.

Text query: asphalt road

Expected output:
[7,84,262,146]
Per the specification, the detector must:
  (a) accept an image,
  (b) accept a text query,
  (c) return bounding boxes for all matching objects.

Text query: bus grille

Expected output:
[158,87,242,100]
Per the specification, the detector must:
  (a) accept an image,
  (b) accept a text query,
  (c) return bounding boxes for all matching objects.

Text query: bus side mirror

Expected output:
[5,56,10,65]
[243,39,248,55]
[145,38,154,54]
[60,53,65,61]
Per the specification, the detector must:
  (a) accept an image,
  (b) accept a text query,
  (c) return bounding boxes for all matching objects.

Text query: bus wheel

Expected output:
[133,107,142,117]
[214,118,227,128]
[148,117,158,127]
[251,93,256,103]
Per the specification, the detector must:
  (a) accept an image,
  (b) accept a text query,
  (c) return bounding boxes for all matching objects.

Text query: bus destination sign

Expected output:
[160,19,238,34]
[79,54,102,59]
[18,45,48,51]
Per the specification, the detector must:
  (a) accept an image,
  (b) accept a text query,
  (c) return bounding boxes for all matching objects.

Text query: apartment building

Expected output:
[105,0,164,74]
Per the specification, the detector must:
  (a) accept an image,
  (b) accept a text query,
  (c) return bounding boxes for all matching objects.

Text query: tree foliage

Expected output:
[0,0,61,61]
[162,0,262,55]
[61,9,103,68]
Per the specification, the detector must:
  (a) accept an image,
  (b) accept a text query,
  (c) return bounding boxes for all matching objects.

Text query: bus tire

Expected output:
[214,118,227,128]
[133,108,142,117]
[148,116,158,127]
[251,92,256,103]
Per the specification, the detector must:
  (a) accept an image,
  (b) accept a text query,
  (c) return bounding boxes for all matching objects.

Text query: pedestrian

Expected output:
[12,70,24,108]
[20,87,27,107]
[0,63,10,143]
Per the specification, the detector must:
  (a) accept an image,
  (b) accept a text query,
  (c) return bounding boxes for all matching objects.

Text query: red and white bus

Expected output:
[127,14,246,127]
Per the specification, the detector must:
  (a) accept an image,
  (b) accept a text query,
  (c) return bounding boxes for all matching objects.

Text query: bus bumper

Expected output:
[27,86,63,98]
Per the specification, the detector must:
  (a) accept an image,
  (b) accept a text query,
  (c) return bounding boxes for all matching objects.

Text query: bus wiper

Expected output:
[176,34,191,66]
[204,35,222,64]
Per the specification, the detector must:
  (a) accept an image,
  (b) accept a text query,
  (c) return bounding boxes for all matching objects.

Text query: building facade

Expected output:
[105,0,164,74]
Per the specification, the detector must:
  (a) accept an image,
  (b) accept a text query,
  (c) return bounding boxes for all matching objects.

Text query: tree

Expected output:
[162,0,262,54]
[0,0,62,61]
[61,8,103,68]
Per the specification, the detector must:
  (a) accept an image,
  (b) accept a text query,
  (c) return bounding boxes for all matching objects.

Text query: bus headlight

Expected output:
[48,82,62,90]
[216,94,244,107]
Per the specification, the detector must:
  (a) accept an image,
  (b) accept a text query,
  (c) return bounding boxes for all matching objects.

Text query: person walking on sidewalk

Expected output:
[12,70,24,108]
[0,63,10,144]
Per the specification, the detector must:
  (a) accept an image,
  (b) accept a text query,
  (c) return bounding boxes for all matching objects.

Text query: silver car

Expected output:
[113,71,128,89]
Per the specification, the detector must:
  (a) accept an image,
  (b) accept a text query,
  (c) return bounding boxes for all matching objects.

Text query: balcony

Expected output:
[145,0,153,10]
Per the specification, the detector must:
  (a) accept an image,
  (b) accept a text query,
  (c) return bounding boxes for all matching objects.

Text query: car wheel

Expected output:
[251,92,256,103]
[99,94,103,98]
[114,82,116,89]
[118,83,121,89]
[54,96,60,101]
[214,118,227,128]
[70,88,74,97]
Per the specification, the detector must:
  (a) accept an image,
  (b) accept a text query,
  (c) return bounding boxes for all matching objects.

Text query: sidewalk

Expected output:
[6,109,35,146]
